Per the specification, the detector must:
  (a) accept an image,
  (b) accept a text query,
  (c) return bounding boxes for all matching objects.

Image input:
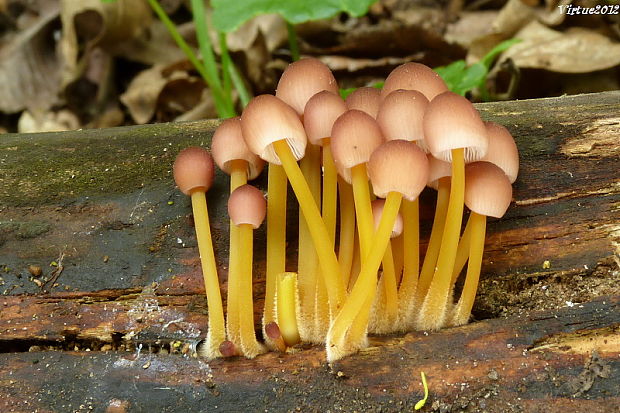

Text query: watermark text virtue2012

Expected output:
[558,3,619,15]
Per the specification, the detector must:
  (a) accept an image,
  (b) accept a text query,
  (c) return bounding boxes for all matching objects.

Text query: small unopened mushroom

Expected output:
[450,162,512,326]
[227,184,267,358]
[173,147,225,359]
[211,117,265,347]
[416,91,488,331]
[345,87,381,119]
[380,62,448,102]
[327,140,428,361]
[241,94,346,317]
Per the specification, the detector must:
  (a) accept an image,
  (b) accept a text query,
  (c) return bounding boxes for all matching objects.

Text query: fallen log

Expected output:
[0,91,619,412]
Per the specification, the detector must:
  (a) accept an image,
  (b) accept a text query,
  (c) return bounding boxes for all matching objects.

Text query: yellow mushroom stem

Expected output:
[396,198,419,329]
[272,139,346,316]
[417,148,465,330]
[377,243,399,330]
[190,190,226,359]
[276,272,301,346]
[327,191,402,360]
[225,159,249,346]
[350,164,374,259]
[238,222,265,358]
[415,177,451,305]
[263,163,287,330]
[297,144,323,342]
[392,235,404,286]
[450,212,486,326]
[451,214,474,286]
[337,177,356,287]
[322,139,338,244]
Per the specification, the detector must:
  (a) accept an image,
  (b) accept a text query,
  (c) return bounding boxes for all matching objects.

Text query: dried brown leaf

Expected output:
[501,21,620,73]
[17,109,80,133]
[0,5,60,113]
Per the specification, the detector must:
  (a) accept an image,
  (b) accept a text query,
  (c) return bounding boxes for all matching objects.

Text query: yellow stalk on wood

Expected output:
[450,212,486,326]
[415,177,450,305]
[273,139,346,316]
[190,191,226,359]
[225,160,249,346]
[263,164,287,329]
[327,191,403,361]
[337,177,356,287]
[416,148,465,330]
[277,272,301,346]
[397,198,419,330]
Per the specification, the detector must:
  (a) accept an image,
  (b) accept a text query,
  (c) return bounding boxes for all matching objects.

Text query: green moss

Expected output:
[0,221,51,239]
[0,120,221,207]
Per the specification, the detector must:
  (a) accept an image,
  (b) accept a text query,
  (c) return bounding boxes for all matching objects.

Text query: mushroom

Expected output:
[450,162,512,326]
[227,184,267,358]
[327,140,428,361]
[211,117,265,348]
[331,109,385,332]
[173,147,225,359]
[416,91,488,331]
[380,62,448,102]
[241,94,346,318]
[345,86,381,119]
[301,90,348,341]
[450,121,519,288]
[376,89,429,330]
[276,59,340,341]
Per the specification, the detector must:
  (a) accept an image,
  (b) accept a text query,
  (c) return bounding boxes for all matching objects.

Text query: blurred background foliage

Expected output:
[0,0,618,133]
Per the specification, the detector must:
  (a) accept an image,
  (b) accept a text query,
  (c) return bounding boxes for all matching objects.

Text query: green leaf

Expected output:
[434,60,467,92]
[480,38,522,69]
[212,0,378,32]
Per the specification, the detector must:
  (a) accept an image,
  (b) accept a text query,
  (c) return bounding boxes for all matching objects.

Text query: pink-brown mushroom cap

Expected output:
[481,121,519,184]
[424,91,488,163]
[345,87,381,119]
[381,62,448,101]
[377,89,429,151]
[331,110,384,184]
[211,117,265,180]
[303,91,347,145]
[464,161,513,218]
[371,199,404,238]
[240,94,307,164]
[367,140,429,201]
[227,184,267,228]
[276,58,339,116]
[173,146,215,195]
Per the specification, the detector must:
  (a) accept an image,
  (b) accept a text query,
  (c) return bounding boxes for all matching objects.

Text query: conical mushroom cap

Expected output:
[377,89,429,151]
[303,91,347,145]
[464,161,513,218]
[381,62,448,101]
[211,117,265,180]
[276,58,338,116]
[482,121,519,184]
[424,91,488,163]
[345,87,381,119]
[240,94,307,164]
[173,146,215,195]
[331,110,384,184]
[228,184,267,228]
[367,140,429,201]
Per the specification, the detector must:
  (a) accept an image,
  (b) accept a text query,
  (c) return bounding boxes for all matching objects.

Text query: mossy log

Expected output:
[0,91,619,412]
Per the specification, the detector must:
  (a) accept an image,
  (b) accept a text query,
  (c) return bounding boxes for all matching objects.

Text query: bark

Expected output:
[0,91,619,412]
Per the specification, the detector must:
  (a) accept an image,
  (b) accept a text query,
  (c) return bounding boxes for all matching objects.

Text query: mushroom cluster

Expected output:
[173,59,519,362]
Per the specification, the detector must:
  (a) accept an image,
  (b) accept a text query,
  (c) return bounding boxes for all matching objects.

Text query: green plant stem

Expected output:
[147,0,235,118]
[220,33,252,108]
[286,22,300,61]
[190,0,222,91]
[219,33,233,99]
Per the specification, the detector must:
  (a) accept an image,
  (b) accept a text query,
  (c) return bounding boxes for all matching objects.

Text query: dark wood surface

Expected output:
[0,91,619,412]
